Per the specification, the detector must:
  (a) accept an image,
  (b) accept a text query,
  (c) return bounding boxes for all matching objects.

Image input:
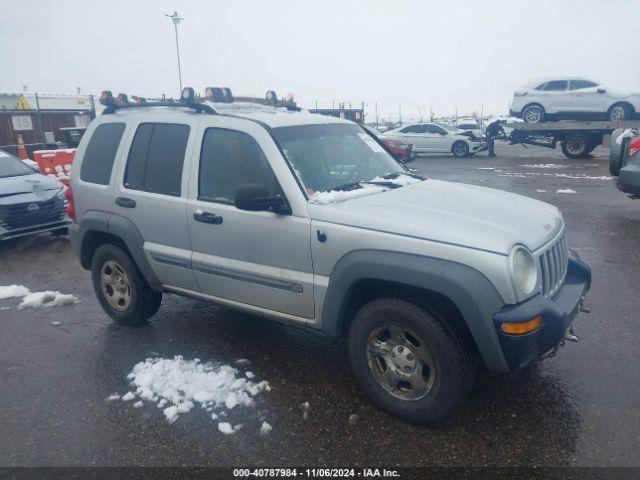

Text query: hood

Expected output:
[308,179,562,254]
[0,173,62,201]
[605,86,640,98]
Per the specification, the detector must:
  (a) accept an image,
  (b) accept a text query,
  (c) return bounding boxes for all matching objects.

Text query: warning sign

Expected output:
[16,95,31,110]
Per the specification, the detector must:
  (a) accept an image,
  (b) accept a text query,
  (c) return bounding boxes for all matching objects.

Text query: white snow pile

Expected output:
[18,291,79,310]
[309,175,422,205]
[0,285,79,310]
[0,285,30,299]
[120,356,271,433]
[556,189,577,194]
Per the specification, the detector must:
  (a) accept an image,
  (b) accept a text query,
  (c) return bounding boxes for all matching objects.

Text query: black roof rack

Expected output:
[100,88,216,115]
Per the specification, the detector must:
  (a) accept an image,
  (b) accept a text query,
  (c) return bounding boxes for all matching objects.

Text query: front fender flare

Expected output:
[321,250,509,372]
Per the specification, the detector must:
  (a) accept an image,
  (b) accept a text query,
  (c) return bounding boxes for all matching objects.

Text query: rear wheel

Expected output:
[91,244,162,326]
[451,141,470,158]
[348,297,478,423]
[522,104,545,123]
[561,133,590,159]
[609,103,632,122]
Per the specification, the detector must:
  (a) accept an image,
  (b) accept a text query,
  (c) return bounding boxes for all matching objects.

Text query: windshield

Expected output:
[0,151,36,178]
[272,123,410,195]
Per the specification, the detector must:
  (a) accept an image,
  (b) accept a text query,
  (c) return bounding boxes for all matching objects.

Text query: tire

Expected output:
[348,297,478,423]
[609,103,632,122]
[91,244,162,326]
[522,104,545,124]
[610,130,630,176]
[561,133,590,159]
[451,141,470,158]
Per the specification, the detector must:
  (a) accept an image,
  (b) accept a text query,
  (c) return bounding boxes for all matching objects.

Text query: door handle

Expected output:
[193,210,223,225]
[115,197,136,208]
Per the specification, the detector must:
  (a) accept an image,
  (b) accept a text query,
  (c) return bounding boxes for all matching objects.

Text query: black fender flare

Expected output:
[320,250,509,372]
[69,211,161,290]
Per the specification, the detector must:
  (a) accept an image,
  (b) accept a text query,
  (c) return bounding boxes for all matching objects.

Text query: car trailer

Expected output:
[505,120,640,159]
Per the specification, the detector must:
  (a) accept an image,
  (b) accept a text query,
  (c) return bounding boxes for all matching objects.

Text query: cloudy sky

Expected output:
[1,0,638,120]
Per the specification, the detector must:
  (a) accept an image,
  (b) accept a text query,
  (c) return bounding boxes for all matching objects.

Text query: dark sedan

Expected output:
[0,150,70,240]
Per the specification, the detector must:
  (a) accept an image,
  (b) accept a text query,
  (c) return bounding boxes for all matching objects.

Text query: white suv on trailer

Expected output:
[511,77,640,123]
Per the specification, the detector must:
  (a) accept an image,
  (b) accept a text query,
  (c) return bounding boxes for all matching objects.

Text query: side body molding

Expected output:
[320,250,510,372]
[69,211,161,290]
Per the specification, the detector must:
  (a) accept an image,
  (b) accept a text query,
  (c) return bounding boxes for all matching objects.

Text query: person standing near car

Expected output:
[486,119,506,157]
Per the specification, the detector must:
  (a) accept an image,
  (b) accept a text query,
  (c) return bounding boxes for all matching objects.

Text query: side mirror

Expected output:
[597,87,606,94]
[439,131,447,135]
[235,183,290,214]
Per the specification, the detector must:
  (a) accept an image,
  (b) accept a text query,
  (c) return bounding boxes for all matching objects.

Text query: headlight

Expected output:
[510,246,538,299]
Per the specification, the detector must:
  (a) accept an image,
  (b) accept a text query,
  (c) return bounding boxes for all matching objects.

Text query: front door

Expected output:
[186,119,314,320]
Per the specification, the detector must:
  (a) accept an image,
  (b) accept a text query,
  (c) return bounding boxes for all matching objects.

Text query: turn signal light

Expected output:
[500,316,542,335]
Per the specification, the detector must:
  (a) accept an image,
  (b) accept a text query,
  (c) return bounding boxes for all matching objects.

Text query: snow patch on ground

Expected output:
[260,421,272,435]
[18,291,79,310]
[0,285,30,299]
[120,356,271,431]
[522,164,567,169]
[556,189,577,194]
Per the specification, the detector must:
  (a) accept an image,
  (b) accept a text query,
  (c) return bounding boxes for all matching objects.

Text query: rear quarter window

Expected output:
[79,123,126,185]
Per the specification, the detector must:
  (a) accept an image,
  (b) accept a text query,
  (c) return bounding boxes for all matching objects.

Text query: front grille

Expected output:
[0,197,64,230]
[539,234,568,298]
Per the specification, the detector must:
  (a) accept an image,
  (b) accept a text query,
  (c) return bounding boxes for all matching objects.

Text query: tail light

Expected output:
[64,185,76,222]
[629,137,640,157]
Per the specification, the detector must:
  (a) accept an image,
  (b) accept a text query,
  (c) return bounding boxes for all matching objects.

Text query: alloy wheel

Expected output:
[101,260,132,311]
[366,324,436,401]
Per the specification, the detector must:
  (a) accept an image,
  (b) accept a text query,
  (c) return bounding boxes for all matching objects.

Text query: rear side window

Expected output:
[543,80,568,91]
[80,123,125,185]
[124,123,190,196]
[401,124,426,134]
[198,128,277,205]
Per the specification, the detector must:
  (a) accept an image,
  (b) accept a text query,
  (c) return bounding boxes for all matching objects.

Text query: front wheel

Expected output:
[451,141,470,158]
[348,297,478,423]
[609,103,632,122]
[91,244,162,326]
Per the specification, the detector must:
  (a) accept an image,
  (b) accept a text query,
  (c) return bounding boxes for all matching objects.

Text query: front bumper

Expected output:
[493,256,591,370]
[0,217,70,241]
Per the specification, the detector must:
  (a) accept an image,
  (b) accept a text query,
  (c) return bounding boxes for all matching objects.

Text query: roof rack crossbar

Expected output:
[102,101,216,115]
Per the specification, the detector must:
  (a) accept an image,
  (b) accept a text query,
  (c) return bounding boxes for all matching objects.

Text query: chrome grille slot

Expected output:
[539,234,568,298]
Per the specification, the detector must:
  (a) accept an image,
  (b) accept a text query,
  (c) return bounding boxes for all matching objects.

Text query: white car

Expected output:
[510,77,640,123]
[382,122,484,157]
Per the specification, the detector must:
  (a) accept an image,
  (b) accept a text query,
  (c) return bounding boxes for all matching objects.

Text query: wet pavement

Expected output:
[1,144,639,467]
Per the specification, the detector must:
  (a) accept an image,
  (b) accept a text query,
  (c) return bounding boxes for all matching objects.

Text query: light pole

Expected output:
[165,11,184,93]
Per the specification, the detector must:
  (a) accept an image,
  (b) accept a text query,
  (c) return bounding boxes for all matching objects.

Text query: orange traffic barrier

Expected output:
[32,149,76,186]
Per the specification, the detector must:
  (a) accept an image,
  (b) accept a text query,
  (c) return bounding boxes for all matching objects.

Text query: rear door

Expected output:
[186,117,314,320]
[113,119,198,291]
[392,124,429,150]
[539,80,570,113]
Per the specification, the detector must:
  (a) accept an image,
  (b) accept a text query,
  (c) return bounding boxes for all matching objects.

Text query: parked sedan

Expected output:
[383,122,485,157]
[511,77,640,123]
[362,125,415,163]
[0,150,70,240]
[610,128,640,196]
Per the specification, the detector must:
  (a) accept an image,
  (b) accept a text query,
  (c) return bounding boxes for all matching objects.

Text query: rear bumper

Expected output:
[0,217,70,241]
[617,162,640,195]
[493,256,591,370]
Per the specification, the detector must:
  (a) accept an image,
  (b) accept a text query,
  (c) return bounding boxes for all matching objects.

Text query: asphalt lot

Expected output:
[1,142,639,467]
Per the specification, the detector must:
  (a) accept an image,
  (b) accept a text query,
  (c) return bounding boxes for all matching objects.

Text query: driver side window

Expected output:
[198,128,278,205]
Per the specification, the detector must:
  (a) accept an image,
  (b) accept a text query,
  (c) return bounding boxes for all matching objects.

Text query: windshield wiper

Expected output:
[328,180,404,192]
[382,172,425,181]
